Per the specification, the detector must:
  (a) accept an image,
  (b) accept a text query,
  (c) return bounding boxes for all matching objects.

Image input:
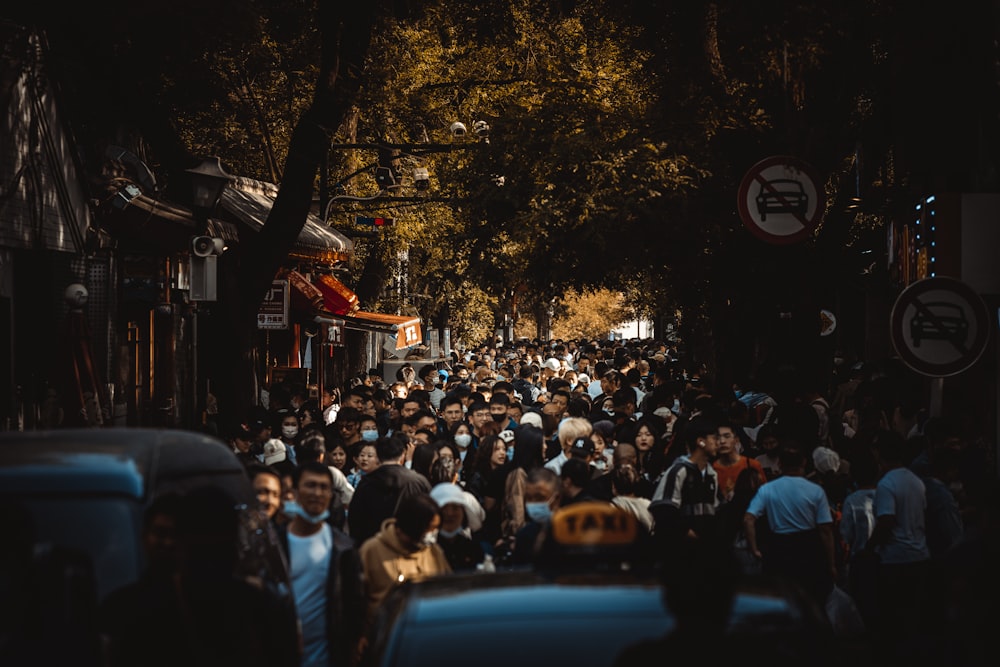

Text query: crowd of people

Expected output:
[104,337,999,666]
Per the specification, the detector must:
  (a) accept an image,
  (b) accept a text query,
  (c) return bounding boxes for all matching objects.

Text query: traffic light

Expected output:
[355,216,394,227]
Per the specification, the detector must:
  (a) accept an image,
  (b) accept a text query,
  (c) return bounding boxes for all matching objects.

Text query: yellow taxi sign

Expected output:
[550,502,638,546]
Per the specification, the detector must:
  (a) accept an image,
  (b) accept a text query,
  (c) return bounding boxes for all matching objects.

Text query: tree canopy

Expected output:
[8,0,997,380]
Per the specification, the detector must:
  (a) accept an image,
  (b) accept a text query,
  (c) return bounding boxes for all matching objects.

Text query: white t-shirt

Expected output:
[746,475,832,534]
[288,524,333,667]
[875,467,930,564]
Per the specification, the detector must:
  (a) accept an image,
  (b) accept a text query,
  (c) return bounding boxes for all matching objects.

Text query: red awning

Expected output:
[314,273,359,315]
[286,270,422,350]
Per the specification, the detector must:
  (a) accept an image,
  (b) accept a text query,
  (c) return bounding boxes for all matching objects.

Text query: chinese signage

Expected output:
[257,280,289,330]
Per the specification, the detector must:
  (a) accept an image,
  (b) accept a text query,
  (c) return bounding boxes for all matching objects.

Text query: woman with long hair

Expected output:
[500,425,547,546]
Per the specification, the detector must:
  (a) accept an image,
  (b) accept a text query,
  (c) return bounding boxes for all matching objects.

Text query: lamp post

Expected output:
[186,156,234,216]
[184,157,233,430]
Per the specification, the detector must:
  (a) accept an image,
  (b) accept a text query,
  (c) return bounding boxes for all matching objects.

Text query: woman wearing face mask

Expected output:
[509,467,561,566]
[499,425,547,556]
[448,421,474,481]
[273,410,300,466]
[358,415,380,445]
[358,493,451,629]
[429,482,486,571]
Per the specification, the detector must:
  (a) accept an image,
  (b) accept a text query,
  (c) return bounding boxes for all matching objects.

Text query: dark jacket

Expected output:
[276,524,364,667]
[347,463,431,547]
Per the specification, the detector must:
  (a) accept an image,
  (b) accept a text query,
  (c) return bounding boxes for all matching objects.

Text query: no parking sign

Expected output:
[737,156,825,245]
[890,276,991,377]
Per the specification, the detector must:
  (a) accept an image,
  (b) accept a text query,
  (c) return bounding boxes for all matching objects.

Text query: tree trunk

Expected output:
[212,4,380,426]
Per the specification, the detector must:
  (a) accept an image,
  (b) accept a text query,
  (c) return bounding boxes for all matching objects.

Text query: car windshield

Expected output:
[12,496,141,601]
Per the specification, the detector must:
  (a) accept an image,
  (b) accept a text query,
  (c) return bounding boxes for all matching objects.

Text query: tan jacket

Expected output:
[358,518,452,625]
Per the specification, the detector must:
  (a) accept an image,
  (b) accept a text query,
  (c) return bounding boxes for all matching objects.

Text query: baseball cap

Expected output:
[262,438,287,466]
[543,358,561,371]
[577,373,590,385]
[570,436,595,458]
[519,411,543,430]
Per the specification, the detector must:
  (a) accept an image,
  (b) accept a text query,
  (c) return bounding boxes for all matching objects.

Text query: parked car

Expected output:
[0,428,262,601]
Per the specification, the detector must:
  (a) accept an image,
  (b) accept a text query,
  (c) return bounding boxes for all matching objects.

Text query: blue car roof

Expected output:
[0,428,245,499]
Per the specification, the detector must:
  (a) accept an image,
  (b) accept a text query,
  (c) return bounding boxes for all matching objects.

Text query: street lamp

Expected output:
[185,157,231,302]
[185,156,234,214]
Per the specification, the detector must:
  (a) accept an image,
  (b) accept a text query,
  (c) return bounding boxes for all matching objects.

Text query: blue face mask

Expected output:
[283,500,329,524]
[361,429,379,442]
[525,501,553,524]
[506,446,515,461]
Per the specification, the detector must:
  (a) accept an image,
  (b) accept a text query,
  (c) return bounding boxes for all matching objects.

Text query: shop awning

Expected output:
[220,177,353,262]
[343,311,423,349]
[285,270,422,350]
[99,189,241,253]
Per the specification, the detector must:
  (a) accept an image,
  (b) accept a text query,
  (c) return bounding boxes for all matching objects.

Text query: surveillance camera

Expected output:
[473,120,490,138]
[64,284,89,309]
[450,121,467,137]
[413,167,430,190]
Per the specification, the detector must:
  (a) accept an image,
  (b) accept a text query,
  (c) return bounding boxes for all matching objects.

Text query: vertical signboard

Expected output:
[257,280,289,330]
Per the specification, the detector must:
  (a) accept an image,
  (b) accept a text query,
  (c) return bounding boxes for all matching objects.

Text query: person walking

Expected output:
[744,447,837,608]
[278,462,365,667]
[358,494,451,629]
[863,429,931,662]
[348,434,431,547]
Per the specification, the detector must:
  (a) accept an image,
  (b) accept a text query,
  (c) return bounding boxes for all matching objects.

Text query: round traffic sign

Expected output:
[890,276,991,377]
[819,309,837,337]
[737,156,825,245]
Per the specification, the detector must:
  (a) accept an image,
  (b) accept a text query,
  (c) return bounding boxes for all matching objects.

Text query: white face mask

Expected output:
[525,501,553,523]
[454,433,472,449]
[282,425,299,439]
[283,500,329,524]
[421,529,439,547]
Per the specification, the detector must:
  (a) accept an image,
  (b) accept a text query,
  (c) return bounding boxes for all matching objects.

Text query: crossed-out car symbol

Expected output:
[756,179,808,221]
[909,301,968,347]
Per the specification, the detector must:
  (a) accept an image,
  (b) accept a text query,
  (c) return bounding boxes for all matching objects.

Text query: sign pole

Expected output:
[929,377,944,418]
